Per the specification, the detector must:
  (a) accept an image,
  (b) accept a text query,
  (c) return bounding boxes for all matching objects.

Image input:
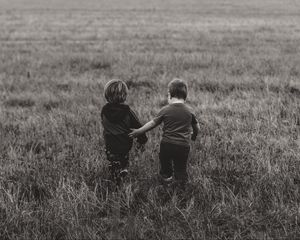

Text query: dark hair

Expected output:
[104,79,128,103]
[168,78,188,100]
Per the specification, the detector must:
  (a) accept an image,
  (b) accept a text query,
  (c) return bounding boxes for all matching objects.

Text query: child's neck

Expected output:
[168,98,185,104]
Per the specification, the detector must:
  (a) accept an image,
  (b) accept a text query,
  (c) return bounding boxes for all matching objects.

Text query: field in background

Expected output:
[0,0,300,239]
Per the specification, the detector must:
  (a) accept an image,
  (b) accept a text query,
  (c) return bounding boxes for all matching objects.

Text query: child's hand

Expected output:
[129,128,140,138]
[191,133,197,141]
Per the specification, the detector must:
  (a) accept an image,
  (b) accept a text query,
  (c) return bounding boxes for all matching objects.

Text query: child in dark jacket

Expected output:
[101,79,147,184]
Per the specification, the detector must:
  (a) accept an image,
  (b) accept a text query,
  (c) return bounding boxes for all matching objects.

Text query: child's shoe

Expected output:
[160,175,173,184]
[120,169,128,178]
[163,176,173,183]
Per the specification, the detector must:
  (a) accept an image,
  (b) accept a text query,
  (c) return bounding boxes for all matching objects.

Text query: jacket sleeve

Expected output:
[129,108,148,144]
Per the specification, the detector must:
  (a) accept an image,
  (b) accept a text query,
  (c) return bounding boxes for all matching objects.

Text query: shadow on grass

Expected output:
[4,96,35,108]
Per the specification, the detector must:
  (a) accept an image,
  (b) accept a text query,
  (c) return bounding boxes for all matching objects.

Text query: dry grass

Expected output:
[0,0,300,239]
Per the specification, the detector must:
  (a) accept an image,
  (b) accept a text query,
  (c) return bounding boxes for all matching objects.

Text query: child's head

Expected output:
[104,79,128,104]
[168,78,188,100]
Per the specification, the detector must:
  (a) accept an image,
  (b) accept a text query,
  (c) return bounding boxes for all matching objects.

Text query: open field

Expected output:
[0,0,300,239]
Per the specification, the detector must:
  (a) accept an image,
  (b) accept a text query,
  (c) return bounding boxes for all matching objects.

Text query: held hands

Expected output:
[130,129,146,152]
[129,128,141,138]
[191,134,197,141]
[191,132,197,141]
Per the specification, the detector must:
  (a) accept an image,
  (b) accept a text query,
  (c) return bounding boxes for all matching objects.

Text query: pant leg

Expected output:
[119,153,129,171]
[106,150,129,183]
[159,142,173,178]
[172,145,190,182]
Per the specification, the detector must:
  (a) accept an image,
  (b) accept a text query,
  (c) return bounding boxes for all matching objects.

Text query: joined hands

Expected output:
[129,128,140,138]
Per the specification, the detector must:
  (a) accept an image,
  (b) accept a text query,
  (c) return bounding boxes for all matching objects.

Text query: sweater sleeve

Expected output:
[153,107,166,125]
[129,108,148,144]
[191,113,198,125]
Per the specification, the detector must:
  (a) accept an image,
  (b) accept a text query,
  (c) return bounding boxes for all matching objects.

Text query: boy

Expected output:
[101,79,147,185]
[129,78,200,185]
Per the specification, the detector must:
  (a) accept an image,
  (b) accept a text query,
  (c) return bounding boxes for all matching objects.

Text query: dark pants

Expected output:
[106,150,129,184]
[159,142,190,182]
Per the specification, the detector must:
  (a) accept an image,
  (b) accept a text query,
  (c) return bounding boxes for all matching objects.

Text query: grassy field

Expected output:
[0,0,300,239]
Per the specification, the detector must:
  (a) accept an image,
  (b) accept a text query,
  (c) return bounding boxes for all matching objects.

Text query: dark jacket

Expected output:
[101,103,148,154]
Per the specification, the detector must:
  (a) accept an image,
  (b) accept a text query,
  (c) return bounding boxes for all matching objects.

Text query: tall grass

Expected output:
[0,0,300,239]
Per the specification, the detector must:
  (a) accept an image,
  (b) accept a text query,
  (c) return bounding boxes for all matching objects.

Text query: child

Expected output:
[101,79,147,184]
[129,78,200,185]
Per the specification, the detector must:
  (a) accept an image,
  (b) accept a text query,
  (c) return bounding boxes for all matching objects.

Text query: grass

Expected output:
[0,0,300,239]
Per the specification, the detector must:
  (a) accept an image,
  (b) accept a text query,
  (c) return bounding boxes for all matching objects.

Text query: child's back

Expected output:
[101,103,147,154]
[153,102,197,147]
[101,80,147,184]
[129,78,200,185]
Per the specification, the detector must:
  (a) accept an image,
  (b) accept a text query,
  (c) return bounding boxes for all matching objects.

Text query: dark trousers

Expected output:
[106,150,129,184]
[159,142,190,182]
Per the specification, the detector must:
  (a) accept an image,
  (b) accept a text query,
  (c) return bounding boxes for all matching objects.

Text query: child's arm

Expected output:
[191,122,200,141]
[130,106,165,138]
[191,113,200,141]
[129,120,158,138]
[129,109,148,144]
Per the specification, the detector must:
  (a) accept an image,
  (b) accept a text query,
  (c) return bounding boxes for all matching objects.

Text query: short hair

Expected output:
[104,79,128,103]
[168,78,188,100]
